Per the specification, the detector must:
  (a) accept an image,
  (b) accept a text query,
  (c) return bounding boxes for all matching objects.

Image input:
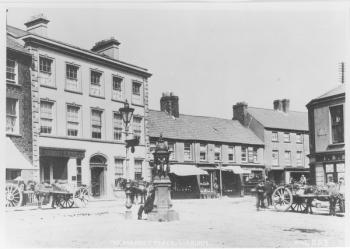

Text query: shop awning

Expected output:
[170,164,208,176]
[221,166,244,174]
[5,137,33,170]
[241,168,252,174]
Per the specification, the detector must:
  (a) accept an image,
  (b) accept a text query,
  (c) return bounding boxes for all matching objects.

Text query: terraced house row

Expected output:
[6,13,312,200]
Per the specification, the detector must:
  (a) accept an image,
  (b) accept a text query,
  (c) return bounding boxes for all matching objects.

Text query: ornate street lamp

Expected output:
[118,100,136,218]
[148,134,179,222]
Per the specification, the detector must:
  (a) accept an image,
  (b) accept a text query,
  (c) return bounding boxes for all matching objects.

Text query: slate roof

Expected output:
[247,107,308,131]
[148,110,264,145]
[7,25,151,76]
[314,84,345,100]
[7,36,31,55]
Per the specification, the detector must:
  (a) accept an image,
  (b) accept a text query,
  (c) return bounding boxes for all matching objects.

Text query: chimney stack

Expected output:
[281,99,290,113]
[91,37,120,60]
[24,14,50,37]
[273,99,282,111]
[160,92,179,118]
[233,102,248,126]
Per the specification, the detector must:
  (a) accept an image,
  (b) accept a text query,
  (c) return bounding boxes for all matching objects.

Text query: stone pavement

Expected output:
[4,196,348,248]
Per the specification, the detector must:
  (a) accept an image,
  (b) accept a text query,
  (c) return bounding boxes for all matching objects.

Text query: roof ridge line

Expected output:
[149,109,236,121]
[248,106,307,113]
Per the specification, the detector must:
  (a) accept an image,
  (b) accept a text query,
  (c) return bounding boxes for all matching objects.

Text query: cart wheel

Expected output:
[272,186,293,211]
[291,196,307,212]
[74,187,89,207]
[5,183,23,208]
[58,195,74,208]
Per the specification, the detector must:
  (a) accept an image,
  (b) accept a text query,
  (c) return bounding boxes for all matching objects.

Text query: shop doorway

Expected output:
[90,155,107,197]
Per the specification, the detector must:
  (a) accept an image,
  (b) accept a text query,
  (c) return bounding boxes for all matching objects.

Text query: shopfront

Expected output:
[241,166,265,194]
[324,163,345,183]
[312,152,345,185]
[169,164,207,199]
[39,147,85,185]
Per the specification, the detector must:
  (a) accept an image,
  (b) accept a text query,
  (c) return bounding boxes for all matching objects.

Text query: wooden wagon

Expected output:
[5,181,90,209]
[272,183,332,213]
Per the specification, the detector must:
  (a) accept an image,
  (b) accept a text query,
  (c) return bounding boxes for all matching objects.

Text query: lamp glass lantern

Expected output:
[119,100,134,129]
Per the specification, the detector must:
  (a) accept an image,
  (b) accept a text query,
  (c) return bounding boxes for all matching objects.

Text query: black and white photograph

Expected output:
[2,0,349,248]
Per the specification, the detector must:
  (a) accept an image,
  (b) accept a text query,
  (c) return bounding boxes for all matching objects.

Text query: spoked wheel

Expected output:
[291,196,307,212]
[74,187,89,208]
[272,186,293,211]
[5,183,23,208]
[58,195,74,208]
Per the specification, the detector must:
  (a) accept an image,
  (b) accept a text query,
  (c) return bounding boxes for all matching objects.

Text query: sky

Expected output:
[6,2,349,119]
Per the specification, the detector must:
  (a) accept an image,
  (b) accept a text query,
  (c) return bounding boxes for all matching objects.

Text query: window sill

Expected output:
[329,142,345,147]
[6,133,22,137]
[112,98,126,103]
[65,89,83,95]
[89,94,105,99]
[40,84,57,90]
[283,141,291,143]
[6,81,21,87]
[131,102,145,107]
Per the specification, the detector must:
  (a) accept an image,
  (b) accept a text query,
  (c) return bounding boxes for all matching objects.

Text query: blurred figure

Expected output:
[265,178,275,207]
[138,185,155,220]
[327,177,338,216]
[299,175,307,185]
[256,180,266,211]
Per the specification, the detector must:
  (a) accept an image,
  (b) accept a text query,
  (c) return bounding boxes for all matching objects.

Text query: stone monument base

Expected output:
[148,177,179,222]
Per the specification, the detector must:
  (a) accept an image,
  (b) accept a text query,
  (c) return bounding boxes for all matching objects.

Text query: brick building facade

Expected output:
[6,35,37,181]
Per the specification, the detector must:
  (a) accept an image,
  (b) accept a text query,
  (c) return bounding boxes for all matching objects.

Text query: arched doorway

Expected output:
[90,154,107,197]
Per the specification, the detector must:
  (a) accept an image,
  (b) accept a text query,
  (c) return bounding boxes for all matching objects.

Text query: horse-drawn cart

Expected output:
[272,183,343,213]
[5,180,90,209]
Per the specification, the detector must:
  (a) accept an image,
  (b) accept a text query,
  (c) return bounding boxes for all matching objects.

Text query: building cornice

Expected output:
[22,35,152,78]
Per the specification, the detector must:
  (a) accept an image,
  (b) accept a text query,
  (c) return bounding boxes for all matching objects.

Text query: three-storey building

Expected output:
[233,100,309,184]
[8,14,152,198]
